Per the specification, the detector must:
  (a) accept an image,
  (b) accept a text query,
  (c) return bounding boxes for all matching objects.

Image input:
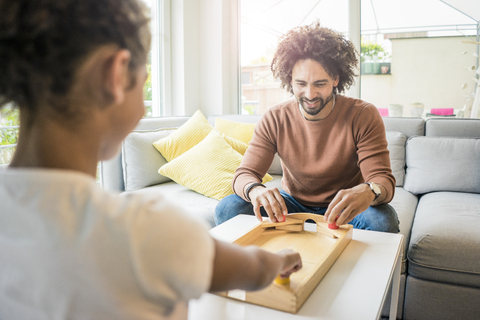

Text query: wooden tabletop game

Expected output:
[217,213,353,313]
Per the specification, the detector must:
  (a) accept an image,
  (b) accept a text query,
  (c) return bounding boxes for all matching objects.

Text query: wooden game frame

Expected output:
[217,213,353,313]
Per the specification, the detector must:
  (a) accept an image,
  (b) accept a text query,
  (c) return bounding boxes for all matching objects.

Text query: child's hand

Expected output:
[276,249,302,278]
[209,240,302,292]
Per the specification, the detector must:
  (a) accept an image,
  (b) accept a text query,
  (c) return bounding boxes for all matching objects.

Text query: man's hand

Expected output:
[324,183,376,227]
[249,186,288,223]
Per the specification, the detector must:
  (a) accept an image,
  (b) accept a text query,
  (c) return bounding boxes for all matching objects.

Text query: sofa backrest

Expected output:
[210,115,428,138]
[208,114,262,125]
[101,114,480,194]
[425,118,480,138]
[101,115,279,192]
[382,117,425,138]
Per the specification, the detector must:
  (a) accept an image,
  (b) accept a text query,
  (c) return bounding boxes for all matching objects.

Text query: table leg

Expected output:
[389,242,403,320]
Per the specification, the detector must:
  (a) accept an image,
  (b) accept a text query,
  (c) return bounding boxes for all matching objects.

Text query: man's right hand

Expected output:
[249,186,288,222]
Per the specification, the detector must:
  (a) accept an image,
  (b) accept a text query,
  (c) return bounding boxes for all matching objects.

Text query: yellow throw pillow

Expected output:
[153,110,213,162]
[215,118,256,145]
[158,130,272,200]
[221,133,248,156]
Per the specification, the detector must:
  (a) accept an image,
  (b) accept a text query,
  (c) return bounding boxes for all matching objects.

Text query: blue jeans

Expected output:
[215,190,399,233]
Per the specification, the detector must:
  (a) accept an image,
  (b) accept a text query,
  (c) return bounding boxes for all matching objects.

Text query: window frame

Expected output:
[145,0,171,117]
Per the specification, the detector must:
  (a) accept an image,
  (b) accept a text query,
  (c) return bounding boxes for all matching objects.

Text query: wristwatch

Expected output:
[364,182,381,201]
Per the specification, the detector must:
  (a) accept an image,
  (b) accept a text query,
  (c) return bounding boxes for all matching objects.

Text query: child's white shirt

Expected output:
[0,168,214,320]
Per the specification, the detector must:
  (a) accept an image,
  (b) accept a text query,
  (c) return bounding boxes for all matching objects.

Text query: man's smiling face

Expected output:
[291,59,339,120]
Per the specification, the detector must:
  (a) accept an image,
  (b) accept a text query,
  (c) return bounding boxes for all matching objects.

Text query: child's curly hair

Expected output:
[0,0,150,120]
[271,21,358,95]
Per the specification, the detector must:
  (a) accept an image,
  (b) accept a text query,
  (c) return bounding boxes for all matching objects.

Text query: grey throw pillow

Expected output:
[404,137,480,195]
[122,128,177,191]
[386,131,407,187]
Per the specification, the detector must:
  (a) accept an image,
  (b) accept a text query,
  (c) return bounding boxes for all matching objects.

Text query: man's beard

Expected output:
[299,93,334,116]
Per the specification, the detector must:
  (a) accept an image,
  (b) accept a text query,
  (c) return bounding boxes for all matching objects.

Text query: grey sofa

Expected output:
[101,115,480,320]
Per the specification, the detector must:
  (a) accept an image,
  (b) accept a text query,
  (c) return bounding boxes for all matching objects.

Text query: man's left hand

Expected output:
[324,183,376,227]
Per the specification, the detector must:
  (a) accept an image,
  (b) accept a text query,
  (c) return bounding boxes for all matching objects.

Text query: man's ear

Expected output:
[105,49,132,105]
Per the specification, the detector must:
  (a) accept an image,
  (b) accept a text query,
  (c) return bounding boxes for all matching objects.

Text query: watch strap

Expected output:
[245,182,265,202]
[364,182,380,201]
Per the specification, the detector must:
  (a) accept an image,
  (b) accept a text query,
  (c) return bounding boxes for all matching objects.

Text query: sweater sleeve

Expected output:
[353,104,396,203]
[232,113,278,201]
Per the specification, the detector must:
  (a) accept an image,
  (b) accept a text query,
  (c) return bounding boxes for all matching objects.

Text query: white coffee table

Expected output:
[189,215,403,320]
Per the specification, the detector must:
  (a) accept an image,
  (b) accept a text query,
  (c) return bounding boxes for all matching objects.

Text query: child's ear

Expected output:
[105,49,131,105]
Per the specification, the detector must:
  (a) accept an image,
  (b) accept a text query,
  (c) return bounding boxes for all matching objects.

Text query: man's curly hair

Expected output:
[0,0,150,119]
[271,21,358,95]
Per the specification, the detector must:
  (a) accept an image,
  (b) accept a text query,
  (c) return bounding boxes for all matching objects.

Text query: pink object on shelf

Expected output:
[431,108,454,115]
[378,108,389,117]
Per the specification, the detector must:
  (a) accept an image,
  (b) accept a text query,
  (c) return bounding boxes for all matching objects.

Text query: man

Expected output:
[215,22,399,233]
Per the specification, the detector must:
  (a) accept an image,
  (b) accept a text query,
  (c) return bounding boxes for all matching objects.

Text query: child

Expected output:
[0,0,302,319]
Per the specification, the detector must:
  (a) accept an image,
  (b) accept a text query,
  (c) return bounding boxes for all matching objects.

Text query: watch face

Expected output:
[371,183,381,195]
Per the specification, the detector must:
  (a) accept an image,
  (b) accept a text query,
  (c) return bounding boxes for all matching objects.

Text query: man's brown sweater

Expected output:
[233,95,395,207]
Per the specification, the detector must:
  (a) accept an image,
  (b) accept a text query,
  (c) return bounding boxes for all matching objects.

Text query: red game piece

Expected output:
[328,217,339,229]
[328,223,339,229]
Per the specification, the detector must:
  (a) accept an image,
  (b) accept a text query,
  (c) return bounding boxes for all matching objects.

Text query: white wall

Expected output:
[360,36,478,117]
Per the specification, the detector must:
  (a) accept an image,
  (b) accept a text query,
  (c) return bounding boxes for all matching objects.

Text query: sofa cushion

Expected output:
[158,130,272,201]
[404,137,480,195]
[215,117,256,145]
[404,276,480,320]
[122,128,177,191]
[407,192,480,287]
[386,131,407,187]
[390,187,418,274]
[123,181,219,228]
[122,175,284,228]
[153,110,213,162]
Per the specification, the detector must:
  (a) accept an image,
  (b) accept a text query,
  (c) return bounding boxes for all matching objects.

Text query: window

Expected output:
[359,0,479,118]
[240,0,349,115]
[239,1,480,119]
[0,104,19,168]
[141,0,165,117]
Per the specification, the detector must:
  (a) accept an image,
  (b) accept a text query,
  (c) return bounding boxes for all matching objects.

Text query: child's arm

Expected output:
[208,239,302,292]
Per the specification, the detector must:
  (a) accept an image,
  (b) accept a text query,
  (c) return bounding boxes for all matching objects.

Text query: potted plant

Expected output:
[388,104,403,117]
[361,41,388,75]
[410,102,424,117]
[379,52,391,74]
